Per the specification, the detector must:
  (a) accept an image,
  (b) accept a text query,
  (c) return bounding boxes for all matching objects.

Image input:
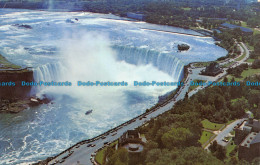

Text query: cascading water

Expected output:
[33,63,62,82]
[0,9,228,165]
[113,45,184,81]
[32,46,184,93]
[32,62,64,95]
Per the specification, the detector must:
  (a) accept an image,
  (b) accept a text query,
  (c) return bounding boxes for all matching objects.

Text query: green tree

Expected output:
[161,127,193,149]
[215,145,226,160]
[145,149,162,164]
[118,148,128,163]
[209,140,218,152]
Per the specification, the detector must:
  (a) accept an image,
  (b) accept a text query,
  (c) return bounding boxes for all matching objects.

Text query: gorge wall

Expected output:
[0,69,33,99]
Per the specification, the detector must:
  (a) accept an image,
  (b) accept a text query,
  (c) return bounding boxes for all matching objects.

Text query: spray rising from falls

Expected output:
[32,33,184,104]
[33,46,184,88]
[48,0,53,10]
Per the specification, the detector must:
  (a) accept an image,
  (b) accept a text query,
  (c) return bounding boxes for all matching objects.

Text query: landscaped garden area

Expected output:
[202,119,224,131]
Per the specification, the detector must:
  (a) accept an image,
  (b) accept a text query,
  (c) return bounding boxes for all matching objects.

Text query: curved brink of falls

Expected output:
[33,45,184,84]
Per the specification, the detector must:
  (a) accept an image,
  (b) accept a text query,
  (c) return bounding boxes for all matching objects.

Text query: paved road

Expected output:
[49,100,175,165]
[48,43,250,165]
[49,68,224,165]
[205,119,245,149]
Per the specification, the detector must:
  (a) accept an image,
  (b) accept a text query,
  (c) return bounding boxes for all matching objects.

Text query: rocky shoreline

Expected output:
[0,96,51,113]
[0,98,30,113]
[0,53,52,113]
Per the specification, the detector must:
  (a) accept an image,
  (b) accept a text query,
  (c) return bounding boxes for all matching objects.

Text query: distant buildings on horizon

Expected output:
[0,0,259,4]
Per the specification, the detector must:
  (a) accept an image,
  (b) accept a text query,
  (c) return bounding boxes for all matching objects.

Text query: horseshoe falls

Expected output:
[114,45,184,81]
[0,9,227,165]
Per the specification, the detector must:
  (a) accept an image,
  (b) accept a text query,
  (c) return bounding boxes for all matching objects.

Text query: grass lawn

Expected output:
[228,68,260,81]
[188,79,206,92]
[235,45,246,61]
[202,119,224,131]
[226,140,237,159]
[235,53,246,62]
[0,54,21,69]
[222,61,235,68]
[95,141,118,164]
[95,148,105,165]
[241,69,260,78]
[193,62,210,68]
[240,21,260,35]
[246,58,255,63]
[245,42,254,51]
[253,29,260,35]
[199,131,214,145]
[182,7,191,11]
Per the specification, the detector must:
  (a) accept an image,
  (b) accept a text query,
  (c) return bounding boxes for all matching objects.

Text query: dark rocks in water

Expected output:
[178,44,190,51]
[75,18,79,21]
[13,24,32,29]
[66,19,74,23]
[29,95,52,107]
[0,99,30,113]
[19,24,32,29]
[0,96,52,113]
[85,109,93,115]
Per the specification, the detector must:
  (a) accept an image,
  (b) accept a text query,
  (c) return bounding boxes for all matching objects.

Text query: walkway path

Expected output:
[204,119,245,149]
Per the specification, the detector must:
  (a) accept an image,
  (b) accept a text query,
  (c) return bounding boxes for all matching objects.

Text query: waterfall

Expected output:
[32,45,184,93]
[33,63,63,82]
[32,62,63,95]
[113,45,184,82]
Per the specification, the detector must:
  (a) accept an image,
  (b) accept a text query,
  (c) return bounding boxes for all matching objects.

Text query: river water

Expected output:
[0,9,227,164]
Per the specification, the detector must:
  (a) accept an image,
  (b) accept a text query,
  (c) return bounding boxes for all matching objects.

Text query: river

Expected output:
[0,9,227,165]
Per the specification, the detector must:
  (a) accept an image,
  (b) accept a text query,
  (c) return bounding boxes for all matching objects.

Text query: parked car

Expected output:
[59,159,65,163]
[112,133,117,136]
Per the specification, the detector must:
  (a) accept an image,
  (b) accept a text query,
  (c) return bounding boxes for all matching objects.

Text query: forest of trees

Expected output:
[103,74,260,165]
[249,34,260,61]
[1,0,259,30]
[81,1,260,29]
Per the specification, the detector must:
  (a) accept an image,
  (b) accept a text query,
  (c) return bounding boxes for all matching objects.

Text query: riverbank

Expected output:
[0,54,49,113]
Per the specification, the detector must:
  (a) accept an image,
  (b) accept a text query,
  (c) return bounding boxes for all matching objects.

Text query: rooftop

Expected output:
[245,119,260,131]
[251,133,260,145]
[240,132,258,148]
